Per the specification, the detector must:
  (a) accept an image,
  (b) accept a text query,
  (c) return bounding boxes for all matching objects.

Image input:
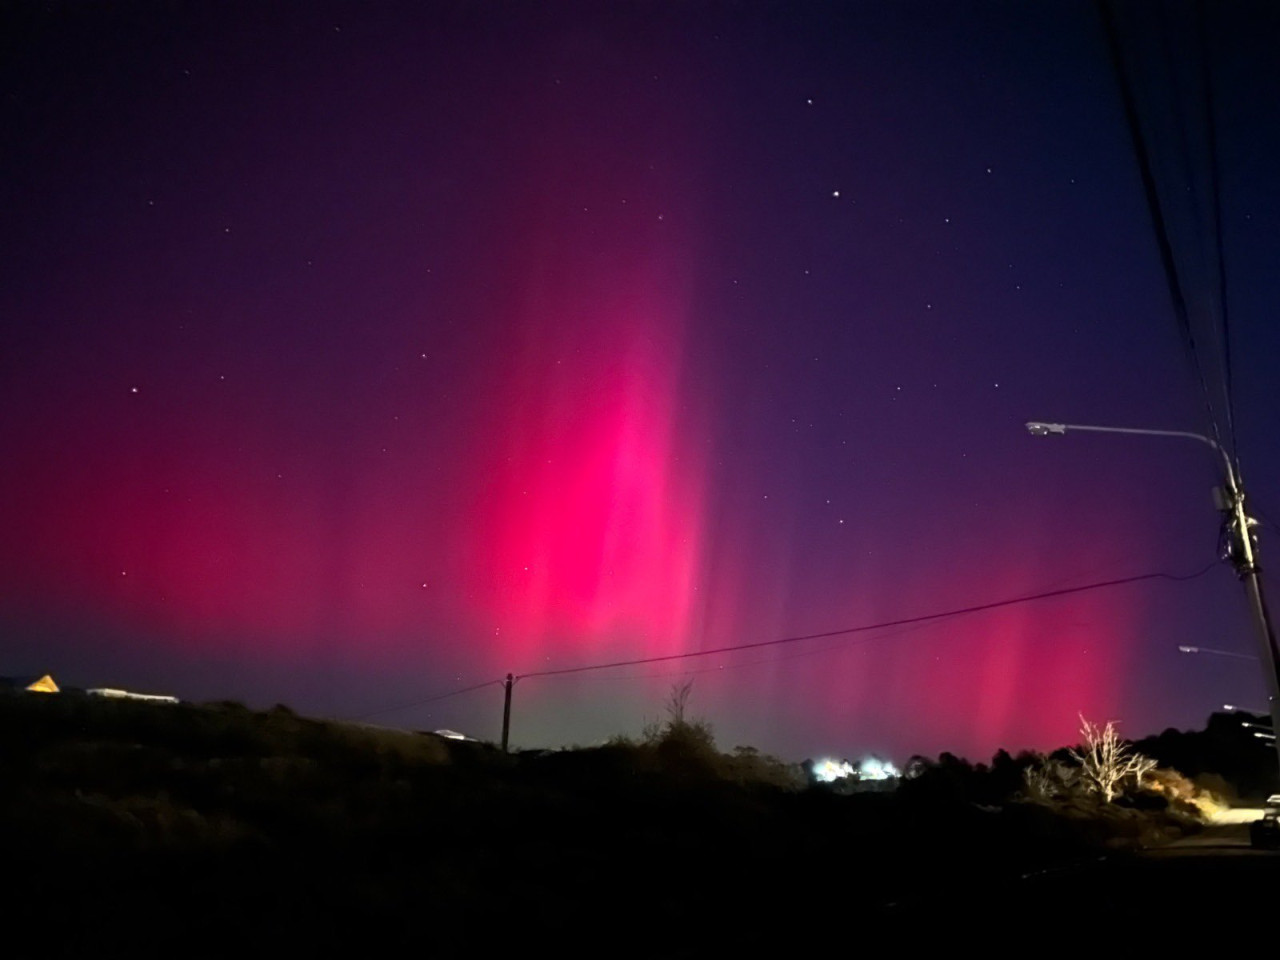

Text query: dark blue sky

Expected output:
[3,1,1279,763]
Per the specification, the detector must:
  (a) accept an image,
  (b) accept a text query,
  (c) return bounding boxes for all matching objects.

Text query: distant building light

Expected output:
[858,756,901,781]
[811,758,856,782]
[88,687,179,704]
[0,674,60,694]
[433,729,474,741]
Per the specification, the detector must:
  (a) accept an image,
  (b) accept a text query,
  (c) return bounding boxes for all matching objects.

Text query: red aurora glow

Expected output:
[472,286,707,669]
[2,1,1263,766]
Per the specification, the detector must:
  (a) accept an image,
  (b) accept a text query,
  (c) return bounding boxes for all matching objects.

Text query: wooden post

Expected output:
[500,673,513,753]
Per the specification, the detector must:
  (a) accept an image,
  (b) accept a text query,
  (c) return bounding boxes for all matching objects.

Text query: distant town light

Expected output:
[858,756,901,781]
[810,756,900,783]
[811,758,856,782]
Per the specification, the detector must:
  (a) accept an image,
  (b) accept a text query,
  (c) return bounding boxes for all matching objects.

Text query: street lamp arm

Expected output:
[1178,644,1258,661]
[1025,421,1236,490]
[1026,420,1219,450]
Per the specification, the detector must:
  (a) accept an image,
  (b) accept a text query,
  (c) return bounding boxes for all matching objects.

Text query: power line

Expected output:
[1195,0,1238,458]
[584,618,942,684]
[345,563,1213,727]
[517,562,1218,681]
[1096,0,1229,457]
[352,678,501,721]
[352,561,1218,728]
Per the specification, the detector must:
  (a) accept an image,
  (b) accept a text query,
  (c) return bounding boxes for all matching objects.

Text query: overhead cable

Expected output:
[517,562,1218,681]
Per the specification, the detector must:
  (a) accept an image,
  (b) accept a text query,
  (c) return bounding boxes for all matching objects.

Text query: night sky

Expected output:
[4,1,1280,764]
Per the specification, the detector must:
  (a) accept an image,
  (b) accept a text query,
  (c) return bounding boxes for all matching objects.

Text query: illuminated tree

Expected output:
[1069,715,1157,802]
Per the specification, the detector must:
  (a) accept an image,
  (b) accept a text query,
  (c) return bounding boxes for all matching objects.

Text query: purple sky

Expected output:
[3,1,1279,764]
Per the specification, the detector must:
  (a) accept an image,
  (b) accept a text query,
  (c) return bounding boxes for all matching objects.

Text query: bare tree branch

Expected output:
[1068,714,1155,802]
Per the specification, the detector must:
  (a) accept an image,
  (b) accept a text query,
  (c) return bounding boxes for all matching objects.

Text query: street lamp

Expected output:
[1225,703,1269,714]
[1024,421,1235,479]
[1242,722,1277,740]
[1025,419,1280,781]
[1179,645,1258,662]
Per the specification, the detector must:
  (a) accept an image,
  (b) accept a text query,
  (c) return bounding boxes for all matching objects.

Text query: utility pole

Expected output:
[1026,421,1280,781]
[1217,469,1280,773]
[500,673,513,753]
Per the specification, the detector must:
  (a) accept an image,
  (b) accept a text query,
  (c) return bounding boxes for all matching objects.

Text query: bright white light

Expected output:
[812,758,856,782]
[858,756,900,781]
[434,729,473,741]
[1025,421,1066,437]
[88,687,178,704]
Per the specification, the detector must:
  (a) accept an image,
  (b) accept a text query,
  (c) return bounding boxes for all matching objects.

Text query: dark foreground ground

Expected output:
[891,822,1280,945]
[1,694,1266,956]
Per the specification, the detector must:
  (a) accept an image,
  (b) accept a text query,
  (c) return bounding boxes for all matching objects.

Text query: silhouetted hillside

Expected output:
[0,693,1237,956]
